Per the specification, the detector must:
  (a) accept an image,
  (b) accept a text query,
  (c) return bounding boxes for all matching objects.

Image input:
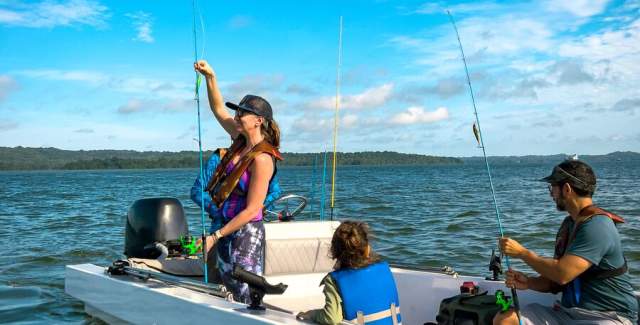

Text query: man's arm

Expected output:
[527,275,560,293]
[521,250,592,285]
[505,269,559,293]
[500,237,592,285]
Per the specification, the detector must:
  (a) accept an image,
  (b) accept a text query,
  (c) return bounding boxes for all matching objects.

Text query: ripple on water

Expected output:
[455,210,481,218]
[0,285,46,322]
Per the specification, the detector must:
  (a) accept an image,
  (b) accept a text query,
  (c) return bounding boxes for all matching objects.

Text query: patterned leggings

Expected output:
[216,221,265,303]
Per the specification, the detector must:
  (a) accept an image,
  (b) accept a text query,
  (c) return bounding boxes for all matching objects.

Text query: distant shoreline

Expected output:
[0,147,637,171]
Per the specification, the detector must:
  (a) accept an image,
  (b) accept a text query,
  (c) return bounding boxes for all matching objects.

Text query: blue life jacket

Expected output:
[330,261,401,325]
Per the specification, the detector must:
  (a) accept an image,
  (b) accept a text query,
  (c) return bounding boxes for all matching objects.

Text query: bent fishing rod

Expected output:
[192,0,208,283]
[447,10,522,323]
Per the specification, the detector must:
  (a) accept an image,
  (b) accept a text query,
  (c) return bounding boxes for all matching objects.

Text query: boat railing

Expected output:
[390,263,459,277]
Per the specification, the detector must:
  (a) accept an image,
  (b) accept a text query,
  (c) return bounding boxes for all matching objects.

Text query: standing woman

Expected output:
[194,60,282,303]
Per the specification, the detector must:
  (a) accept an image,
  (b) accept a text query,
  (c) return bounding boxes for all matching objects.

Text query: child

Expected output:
[298,221,402,325]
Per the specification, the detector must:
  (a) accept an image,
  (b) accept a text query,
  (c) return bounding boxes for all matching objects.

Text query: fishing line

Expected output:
[446,10,522,324]
[192,0,208,284]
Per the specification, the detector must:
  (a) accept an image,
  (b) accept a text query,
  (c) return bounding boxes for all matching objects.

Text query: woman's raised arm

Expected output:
[194,60,238,138]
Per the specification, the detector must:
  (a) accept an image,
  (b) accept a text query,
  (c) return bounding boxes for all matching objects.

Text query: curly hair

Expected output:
[330,221,378,269]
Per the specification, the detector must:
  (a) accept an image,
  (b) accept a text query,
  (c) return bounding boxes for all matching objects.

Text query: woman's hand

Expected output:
[505,269,530,290]
[196,235,217,253]
[296,310,314,321]
[194,60,215,79]
[499,236,528,259]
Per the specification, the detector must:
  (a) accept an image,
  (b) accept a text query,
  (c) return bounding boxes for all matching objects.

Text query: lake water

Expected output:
[1,162,638,323]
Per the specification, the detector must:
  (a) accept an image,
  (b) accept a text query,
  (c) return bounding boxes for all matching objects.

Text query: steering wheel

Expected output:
[263,194,308,222]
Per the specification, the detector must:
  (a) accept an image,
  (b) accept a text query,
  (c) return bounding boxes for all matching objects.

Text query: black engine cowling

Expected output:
[124,197,189,258]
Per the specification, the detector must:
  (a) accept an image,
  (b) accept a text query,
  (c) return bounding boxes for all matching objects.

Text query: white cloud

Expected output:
[289,113,362,138]
[0,0,109,28]
[558,18,640,64]
[414,2,502,15]
[455,17,554,55]
[117,99,147,114]
[19,69,107,84]
[19,69,192,100]
[306,83,394,110]
[544,0,610,17]
[0,119,19,131]
[226,74,286,99]
[74,128,94,133]
[612,98,640,112]
[117,98,192,115]
[342,114,359,128]
[390,106,449,125]
[0,75,18,101]
[126,11,153,43]
[228,15,252,29]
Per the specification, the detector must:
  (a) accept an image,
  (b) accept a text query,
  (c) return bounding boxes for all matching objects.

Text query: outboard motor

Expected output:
[124,197,189,259]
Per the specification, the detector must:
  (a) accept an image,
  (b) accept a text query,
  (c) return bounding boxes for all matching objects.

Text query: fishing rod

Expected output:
[330,16,343,221]
[309,154,318,218]
[446,10,522,324]
[320,149,328,220]
[192,0,208,284]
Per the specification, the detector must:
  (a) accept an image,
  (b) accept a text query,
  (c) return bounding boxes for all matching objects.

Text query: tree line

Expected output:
[0,147,462,171]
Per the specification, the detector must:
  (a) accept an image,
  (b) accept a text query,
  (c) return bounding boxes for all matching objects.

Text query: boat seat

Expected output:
[263,220,339,276]
[262,220,340,313]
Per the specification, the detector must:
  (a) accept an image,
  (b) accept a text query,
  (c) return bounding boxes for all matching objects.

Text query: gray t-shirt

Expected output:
[562,215,638,322]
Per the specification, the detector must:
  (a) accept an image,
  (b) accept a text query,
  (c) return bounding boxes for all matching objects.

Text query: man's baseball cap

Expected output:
[540,159,596,192]
[226,94,273,120]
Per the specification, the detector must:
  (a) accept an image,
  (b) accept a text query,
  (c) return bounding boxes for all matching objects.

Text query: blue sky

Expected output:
[1,0,639,156]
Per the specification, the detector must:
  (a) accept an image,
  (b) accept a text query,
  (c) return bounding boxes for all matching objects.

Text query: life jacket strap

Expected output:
[581,257,628,281]
[391,303,399,325]
[350,305,402,324]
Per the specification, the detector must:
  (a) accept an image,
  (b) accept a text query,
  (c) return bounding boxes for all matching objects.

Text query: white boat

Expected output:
[65,198,639,324]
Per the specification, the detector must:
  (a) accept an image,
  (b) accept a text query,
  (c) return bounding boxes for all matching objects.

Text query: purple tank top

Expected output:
[221,160,263,222]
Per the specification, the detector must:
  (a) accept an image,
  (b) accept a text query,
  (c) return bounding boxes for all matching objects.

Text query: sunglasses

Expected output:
[235,109,254,117]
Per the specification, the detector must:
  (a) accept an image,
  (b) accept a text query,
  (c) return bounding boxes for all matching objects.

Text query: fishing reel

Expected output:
[143,236,201,258]
[263,194,308,222]
[495,290,514,312]
[486,249,503,281]
[177,235,202,256]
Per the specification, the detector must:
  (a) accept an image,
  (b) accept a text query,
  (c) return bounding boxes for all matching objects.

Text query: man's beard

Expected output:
[555,191,566,211]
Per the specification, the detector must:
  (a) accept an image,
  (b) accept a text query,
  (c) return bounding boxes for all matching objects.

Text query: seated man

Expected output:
[297,221,401,325]
[495,159,637,325]
[190,147,282,282]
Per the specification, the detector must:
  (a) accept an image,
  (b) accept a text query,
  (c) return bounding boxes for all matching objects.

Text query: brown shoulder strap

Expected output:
[205,137,245,196]
[578,205,624,224]
[554,216,573,258]
[557,205,625,258]
[210,140,282,208]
